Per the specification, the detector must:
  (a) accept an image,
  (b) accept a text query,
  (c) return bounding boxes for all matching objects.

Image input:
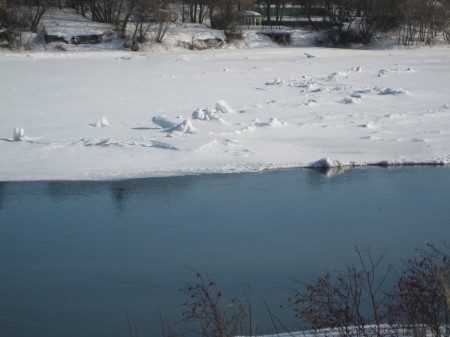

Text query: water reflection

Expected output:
[0,168,449,337]
[308,166,350,177]
[111,185,129,210]
[0,182,4,210]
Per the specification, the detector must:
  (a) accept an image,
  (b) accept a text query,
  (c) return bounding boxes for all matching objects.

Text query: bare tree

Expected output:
[272,0,287,26]
[127,0,172,48]
[1,0,52,39]
[120,0,139,38]
[67,0,89,16]
[303,0,323,31]
[355,0,401,44]
[153,8,172,43]
[88,0,121,22]
[397,0,450,45]
[27,0,51,32]
[208,0,239,30]
[130,0,153,47]
[318,0,404,45]
[324,0,357,28]
[0,6,20,47]
[180,0,209,23]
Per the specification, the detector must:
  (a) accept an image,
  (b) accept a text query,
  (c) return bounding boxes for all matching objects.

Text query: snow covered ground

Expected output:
[1,12,450,181]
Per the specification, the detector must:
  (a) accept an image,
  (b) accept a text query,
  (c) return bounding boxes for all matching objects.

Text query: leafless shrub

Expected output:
[388,244,450,337]
[224,20,241,43]
[179,270,248,337]
[442,271,450,312]
[288,247,394,337]
[147,244,450,337]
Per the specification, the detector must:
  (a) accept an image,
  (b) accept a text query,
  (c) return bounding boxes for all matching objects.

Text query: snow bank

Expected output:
[238,325,408,337]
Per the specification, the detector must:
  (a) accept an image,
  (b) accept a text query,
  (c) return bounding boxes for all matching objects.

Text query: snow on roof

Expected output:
[237,11,262,17]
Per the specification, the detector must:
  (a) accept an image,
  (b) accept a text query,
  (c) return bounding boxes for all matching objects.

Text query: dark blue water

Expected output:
[0,167,449,337]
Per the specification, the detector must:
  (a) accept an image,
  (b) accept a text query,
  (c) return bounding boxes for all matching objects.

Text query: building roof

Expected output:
[237,11,262,17]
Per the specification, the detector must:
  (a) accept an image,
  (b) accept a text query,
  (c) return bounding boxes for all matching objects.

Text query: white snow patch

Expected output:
[378,88,408,95]
[152,115,178,129]
[378,69,389,77]
[304,99,318,106]
[13,128,25,141]
[215,99,234,114]
[192,107,219,121]
[252,118,288,128]
[165,119,196,135]
[341,97,357,104]
[265,76,286,85]
[327,71,348,80]
[94,116,109,127]
[81,138,122,147]
[196,138,249,156]
[266,118,288,127]
[359,121,376,129]
[354,88,373,94]
[309,158,346,168]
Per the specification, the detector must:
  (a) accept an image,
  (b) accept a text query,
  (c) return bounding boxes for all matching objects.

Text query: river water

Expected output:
[0,167,449,337]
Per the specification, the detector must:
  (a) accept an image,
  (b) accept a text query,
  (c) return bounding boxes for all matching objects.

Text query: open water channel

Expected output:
[0,167,449,337]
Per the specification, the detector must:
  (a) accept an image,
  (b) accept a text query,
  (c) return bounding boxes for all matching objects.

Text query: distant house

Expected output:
[237,11,262,27]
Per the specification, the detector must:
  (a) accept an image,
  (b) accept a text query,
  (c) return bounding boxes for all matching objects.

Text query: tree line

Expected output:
[1,0,450,48]
[255,0,450,45]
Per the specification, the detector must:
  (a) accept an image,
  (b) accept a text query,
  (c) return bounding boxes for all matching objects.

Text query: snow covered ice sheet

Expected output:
[1,47,450,181]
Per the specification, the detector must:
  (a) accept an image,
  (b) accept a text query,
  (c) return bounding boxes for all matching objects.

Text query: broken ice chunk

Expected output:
[13,128,25,141]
